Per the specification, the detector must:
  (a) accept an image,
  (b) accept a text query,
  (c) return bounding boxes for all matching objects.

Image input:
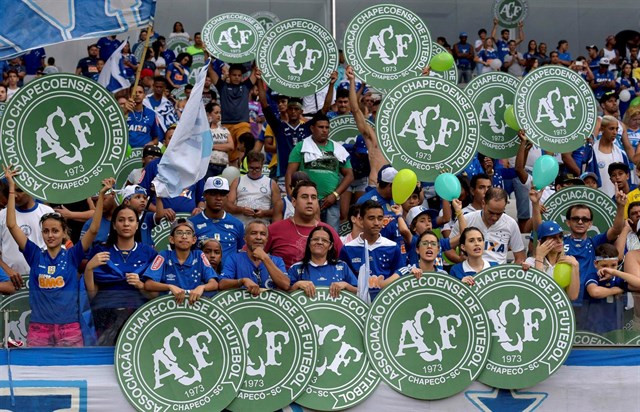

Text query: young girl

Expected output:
[84,204,157,345]
[4,166,112,347]
[199,237,223,274]
[383,230,448,288]
[450,227,498,285]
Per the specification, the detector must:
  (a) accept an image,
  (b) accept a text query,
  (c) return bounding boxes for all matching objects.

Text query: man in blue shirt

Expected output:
[144,77,178,132]
[143,218,218,304]
[75,44,100,78]
[189,177,245,264]
[556,40,572,67]
[127,84,163,147]
[219,219,289,295]
[490,18,523,61]
[340,200,403,301]
[453,32,474,84]
[590,58,616,100]
[23,48,45,78]
[97,36,121,62]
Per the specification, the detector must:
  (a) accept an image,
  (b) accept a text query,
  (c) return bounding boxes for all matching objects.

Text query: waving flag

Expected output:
[152,61,213,198]
[97,38,129,92]
[0,0,156,59]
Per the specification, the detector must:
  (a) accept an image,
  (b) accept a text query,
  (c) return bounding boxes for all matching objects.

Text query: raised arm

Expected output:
[607,191,628,241]
[515,129,532,184]
[320,71,338,114]
[80,178,114,252]
[3,166,27,251]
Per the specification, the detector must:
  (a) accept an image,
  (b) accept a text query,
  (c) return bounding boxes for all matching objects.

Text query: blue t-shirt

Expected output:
[339,236,404,301]
[76,57,99,78]
[216,78,253,124]
[222,251,286,289]
[122,54,138,79]
[23,48,46,75]
[97,37,121,61]
[355,189,406,258]
[564,233,608,303]
[163,49,176,66]
[127,106,163,147]
[80,217,111,248]
[190,211,245,261]
[139,158,206,213]
[455,43,473,68]
[0,266,10,282]
[592,70,615,100]
[22,240,86,324]
[450,260,499,280]
[558,51,571,62]
[495,40,510,60]
[139,212,156,247]
[167,63,189,87]
[287,260,357,287]
[263,106,311,177]
[87,242,157,309]
[143,249,218,290]
[583,271,626,334]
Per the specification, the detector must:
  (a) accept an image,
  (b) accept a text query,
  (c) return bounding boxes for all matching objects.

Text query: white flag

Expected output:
[97,40,130,93]
[152,62,213,198]
[357,239,371,305]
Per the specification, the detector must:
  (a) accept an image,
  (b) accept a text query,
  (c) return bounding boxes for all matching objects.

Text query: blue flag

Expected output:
[97,39,130,93]
[0,0,156,59]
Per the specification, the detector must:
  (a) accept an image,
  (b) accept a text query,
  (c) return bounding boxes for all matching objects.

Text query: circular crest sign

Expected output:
[115,296,246,411]
[166,36,190,56]
[213,290,318,411]
[493,0,528,28]
[0,74,128,203]
[115,147,143,189]
[465,72,520,158]
[0,275,30,345]
[474,265,575,389]
[514,65,597,153]
[292,288,379,410]
[202,13,265,63]
[329,114,374,145]
[251,11,280,31]
[257,19,338,97]
[151,213,191,251]
[344,4,431,90]
[365,273,490,400]
[376,76,479,182]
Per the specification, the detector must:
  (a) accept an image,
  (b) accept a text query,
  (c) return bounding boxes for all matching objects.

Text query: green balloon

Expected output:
[630,97,640,107]
[125,145,132,158]
[553,262,572,288]
[504,105,520,130]
[430,52,454,72]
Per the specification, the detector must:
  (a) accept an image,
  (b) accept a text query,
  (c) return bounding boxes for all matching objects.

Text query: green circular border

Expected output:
[115,147,143,188]
[166,36,190,55]
[543,186,616,237]
[202,13,265,63]
[343,4,431,90]
[493,0,528,28]
[257,19,338,97]
[329,115,374,145]
[151,212,191,251]
[473,264,575,389]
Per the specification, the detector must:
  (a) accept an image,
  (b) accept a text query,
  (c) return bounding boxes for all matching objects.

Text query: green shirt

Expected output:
[186,45,204,56]
[289,140,352,199]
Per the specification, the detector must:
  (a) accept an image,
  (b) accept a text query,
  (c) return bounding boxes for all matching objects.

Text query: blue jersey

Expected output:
[139,212,156,247]
[87,243,157,309]
[287,260,357,287]
[0,266,8,282]
[558,52,571,62]
[455,43,472,68]
[495,40,509,60]
[339,235,404,301]
[127,106,163,147]
[143,249,218,290]
[221,251,286,289]
[263,106,310,177]
[163,49,176,66]
[167,63,188,87]
[80,217,111,248]
[97,37,121,61]
[450,260,499,280]
[190,211,245,261]
[22,239,86,324]
[592,70,615,100]
[408,234,451,272]
[355,189,406,258]
[122,54,138,79]
[139,158,206,213]
[584,271,626,334]
[564,233,608,303]
[23,48,46,75]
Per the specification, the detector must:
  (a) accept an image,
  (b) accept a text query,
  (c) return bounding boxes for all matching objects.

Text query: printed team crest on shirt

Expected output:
[47,266,56,274]
[151,255,164,271]
[201,253,211,267]
[20,224,32,237]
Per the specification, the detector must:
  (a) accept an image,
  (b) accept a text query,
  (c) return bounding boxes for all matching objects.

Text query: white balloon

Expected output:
[620,89,631,102]
[489,59,502,70]
[221,166,241,183]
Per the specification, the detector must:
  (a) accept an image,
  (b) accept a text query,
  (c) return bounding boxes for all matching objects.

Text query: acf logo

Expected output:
[493,0,528,28]
[473,265,575,389]
[514,65,597,153]
[251,11,280,31]
[151,213,192,251]
[292,288,379,411]
[543,186,616,238]
[0,275,30,344]
[115,296,245,411]
[213,290,317,412]
[344,4,431,90]
[365,273,490,400]
[465,72,520,158]
[0,74,127,204]
[376,77,479,182]
[258,19,337,97]
[202,13,265,64]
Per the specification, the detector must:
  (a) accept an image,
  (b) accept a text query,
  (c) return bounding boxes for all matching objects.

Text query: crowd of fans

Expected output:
[1,18,640,347]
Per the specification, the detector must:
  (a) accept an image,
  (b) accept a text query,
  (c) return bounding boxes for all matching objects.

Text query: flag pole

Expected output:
[132,23,154,92]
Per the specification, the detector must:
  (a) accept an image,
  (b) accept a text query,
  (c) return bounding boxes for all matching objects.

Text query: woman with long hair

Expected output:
[288,226,357,298]
[84,204,157,345]
[170,21,190,40]
[475,37,500,74]
[450,227,498,285]
[165,52,191,89]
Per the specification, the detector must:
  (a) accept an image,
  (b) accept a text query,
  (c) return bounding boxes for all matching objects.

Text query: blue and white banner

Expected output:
[97,38,130,93]
[0,348,638,411]
[152,61,213,199]
[0,0,156,59]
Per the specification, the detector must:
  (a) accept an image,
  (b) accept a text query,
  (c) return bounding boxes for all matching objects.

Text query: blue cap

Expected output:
[537,221,563,240]
[355,135,368,154]
[460,32,468,37]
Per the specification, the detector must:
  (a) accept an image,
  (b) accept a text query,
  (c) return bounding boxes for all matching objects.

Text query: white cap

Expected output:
[405,206,438,228]
[117,185,147,205]
[600,57,610,65]
[204,176,230,192]
[378,165,399,184]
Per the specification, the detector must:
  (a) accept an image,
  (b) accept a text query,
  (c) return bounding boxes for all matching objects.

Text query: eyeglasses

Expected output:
[569,216,592,223]
[174,230,193,237]
[420,241,438,248]
[310,237,331,245]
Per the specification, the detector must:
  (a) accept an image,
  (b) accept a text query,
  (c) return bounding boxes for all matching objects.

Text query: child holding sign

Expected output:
[3,166,113,347]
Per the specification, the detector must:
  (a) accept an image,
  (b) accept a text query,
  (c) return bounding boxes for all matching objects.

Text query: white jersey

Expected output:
[235,175,272,224]
[602,48,617,71]
[450,210,524,264]
[0,203,55,274]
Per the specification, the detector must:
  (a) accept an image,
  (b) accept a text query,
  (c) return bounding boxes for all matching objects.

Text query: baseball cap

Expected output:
[119,185,147,203]
[536,221,563,240]
[143,145,163,158]
[170,217,195,235]
[599,57,610,65]
[140,68,154,78]
[203,176,230,193]
[406,206,439,228]
[608,162,630,176]
[354,136,368,154]
[555,172,584,186]
[580,172,598,182]
[288,97,303,108]
[459,32,468,37]
[585,44,598,51]
[378,165,398,184]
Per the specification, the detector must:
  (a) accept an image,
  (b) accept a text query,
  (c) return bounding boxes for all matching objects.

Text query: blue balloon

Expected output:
[532,155,559,189]
[434,173,461,201]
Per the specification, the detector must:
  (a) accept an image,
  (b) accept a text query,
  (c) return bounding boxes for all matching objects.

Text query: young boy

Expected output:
[585,243,640,334]
[143,218,218,304]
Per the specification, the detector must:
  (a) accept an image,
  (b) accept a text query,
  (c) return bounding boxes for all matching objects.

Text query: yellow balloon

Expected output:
[392,169,418,204]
